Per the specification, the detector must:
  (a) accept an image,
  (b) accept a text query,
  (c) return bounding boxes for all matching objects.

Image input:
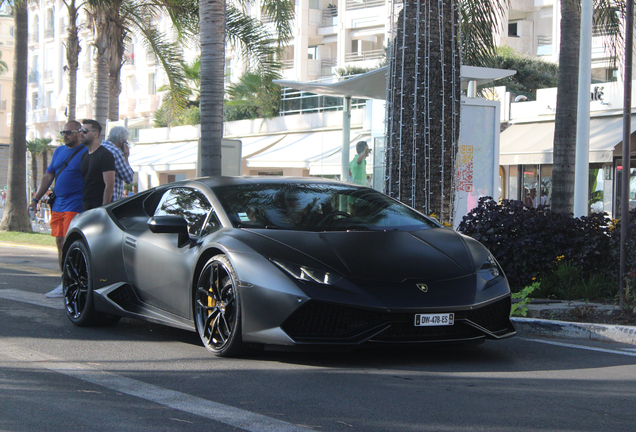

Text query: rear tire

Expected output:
[63,240,120,327]
[194,255,247,357]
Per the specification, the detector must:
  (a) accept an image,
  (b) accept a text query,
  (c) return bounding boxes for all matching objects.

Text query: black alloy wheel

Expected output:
[194,255,247,357]
[63,240,119,327]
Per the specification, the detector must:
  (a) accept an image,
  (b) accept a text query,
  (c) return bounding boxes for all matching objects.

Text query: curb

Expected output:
[0,241,57,252]
[512,317,636,345]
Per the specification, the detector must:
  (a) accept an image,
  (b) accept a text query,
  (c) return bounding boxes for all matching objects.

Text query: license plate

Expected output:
[414,313,454,326]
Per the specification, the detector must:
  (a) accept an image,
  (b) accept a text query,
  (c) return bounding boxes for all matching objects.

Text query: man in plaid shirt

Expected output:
[101,126,135,201]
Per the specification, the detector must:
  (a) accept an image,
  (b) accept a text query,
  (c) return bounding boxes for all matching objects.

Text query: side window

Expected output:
[154,187,212,237]
[201,210,222,236]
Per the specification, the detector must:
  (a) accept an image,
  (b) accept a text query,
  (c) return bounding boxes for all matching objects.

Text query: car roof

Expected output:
[183,176,359,189]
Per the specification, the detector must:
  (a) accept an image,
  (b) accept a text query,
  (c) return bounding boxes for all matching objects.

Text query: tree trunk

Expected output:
[43,150,49,174]
[0,1,31,232]
[385,0,461,225]
[31,155,38,192]
[65,0,81,122]
[108,3,124,122]
[92,9,111,140]
[198,0,225,176]
[551,0,581,214]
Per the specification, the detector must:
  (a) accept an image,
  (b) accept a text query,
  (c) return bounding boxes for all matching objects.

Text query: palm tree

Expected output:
[198,0,294,176]
[0,0,30,232]
[105,0,199,121]
[551,0,625,213]
[551,0,581,214]
[63,0,82,121]
[385,0,505,225]
[26,139,42,190]
[79,0,197,131]
[84,3,111,131]
[26,138,54,189]
[198,0,225,176]
[225,71,281,120]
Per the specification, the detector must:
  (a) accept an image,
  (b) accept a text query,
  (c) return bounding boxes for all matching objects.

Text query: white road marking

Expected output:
[0,289,65,309]
[0,341,310,432]
[521,337,636,357]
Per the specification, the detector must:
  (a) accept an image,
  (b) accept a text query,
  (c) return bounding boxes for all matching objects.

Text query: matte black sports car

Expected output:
[61,176,515,356]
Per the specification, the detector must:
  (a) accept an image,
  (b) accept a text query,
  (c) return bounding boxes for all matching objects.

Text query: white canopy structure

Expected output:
[274,66,516,181]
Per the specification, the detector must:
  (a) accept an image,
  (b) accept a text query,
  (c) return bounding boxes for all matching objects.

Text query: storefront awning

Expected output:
[500,114,636,165]
[129,140,198,170]
[274,65,516,100]
[246,131,368,169]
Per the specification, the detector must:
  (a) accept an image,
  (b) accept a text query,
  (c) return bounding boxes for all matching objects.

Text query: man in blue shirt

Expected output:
[29,120,87,297]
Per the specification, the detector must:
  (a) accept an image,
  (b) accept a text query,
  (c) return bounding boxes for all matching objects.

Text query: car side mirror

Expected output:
[148,216,189,247]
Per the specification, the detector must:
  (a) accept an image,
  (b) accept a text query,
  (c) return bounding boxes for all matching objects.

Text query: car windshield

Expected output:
[213,183,440,232]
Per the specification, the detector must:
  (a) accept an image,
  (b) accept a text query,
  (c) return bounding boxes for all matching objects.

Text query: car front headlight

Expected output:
[271,259,341,285]
[478,253,501,281]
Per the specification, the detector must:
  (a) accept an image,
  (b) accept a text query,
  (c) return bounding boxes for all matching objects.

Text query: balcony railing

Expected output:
[44,70,53,80]
[146,52,156,64]
[345,48,384,63]
[135,95,161,114]
[537,34,552,46]
[44,28,54,39]
[28,70,39,83]
[346,0,385,11]
[34,108,56,123]
[28,33,39,44]
[279,87,367,116]
[280,59,294,69]
[321,8,338,27]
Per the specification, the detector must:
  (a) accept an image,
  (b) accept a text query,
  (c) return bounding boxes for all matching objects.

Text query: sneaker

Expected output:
[45,283,64,298]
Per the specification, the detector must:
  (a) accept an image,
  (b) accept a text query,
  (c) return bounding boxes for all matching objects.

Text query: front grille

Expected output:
[281,297,512,343]
[460,297,511,332]
[282,302,384,339]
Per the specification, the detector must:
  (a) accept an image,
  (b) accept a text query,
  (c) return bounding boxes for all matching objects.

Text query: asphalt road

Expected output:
[1,244,635,432]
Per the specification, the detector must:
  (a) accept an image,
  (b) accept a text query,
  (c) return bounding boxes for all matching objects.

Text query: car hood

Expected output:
[239,228,478,282]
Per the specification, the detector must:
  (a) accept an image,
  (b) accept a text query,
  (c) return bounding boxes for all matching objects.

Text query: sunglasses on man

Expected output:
[59,130,79,136]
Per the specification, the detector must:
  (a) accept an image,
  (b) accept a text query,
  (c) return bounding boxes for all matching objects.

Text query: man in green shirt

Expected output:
[349,140,371,185]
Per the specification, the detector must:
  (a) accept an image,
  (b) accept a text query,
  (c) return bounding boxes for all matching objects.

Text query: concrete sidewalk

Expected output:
[512,300,636,345]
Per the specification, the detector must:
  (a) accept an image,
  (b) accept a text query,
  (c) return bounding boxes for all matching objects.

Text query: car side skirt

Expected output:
[93,283,195,332]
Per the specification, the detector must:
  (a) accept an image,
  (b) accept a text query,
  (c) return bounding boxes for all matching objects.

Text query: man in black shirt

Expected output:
[79,119,116,211]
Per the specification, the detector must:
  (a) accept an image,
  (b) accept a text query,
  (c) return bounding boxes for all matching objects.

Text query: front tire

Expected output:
[194,255,247,357]
[63,240,120,327]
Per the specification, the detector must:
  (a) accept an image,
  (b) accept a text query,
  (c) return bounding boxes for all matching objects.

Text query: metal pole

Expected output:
[341,96,351,182]
[619,0,634,306]
[574,0,592,217]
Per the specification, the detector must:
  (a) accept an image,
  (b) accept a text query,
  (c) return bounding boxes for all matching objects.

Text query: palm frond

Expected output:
[459,0,507,67]
[225,2,281,76]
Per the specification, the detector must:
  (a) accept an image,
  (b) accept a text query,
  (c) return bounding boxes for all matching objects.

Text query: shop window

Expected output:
[522,165,538,207]
[589,164,604,213]
[508,165,519,201]
[540,165,552,207]
[614,158,636,218]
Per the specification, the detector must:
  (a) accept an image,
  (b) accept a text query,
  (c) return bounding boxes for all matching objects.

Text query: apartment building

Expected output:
[17,1,632,148]
[22,0,195,145]
[504,0,620,82]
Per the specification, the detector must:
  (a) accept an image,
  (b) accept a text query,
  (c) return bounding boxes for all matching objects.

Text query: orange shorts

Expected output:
[50,211,79,238]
